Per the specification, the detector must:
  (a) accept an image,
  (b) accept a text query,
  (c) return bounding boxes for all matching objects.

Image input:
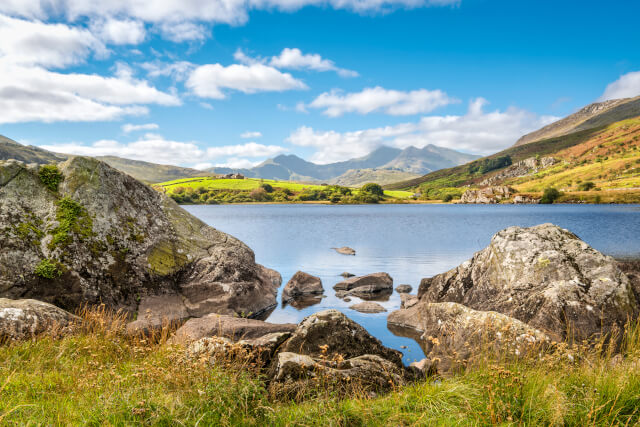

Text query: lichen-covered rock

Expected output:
[0,298,78,342]
[188,332,292,365]
[0,158,279,323]
[282,271,323,303]
[333,273,393,297]
[280,309,403,367]
[417,224,638,341]
[349,301,386,313]
[459,186,515,204]
[169,313,296,345]
[388,301,549,373]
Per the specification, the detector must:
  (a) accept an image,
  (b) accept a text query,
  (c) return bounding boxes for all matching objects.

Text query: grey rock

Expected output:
[340,272,355,278]
[188,331,291,365]
[169,312,297,345]
[400,294,419,309]
[349,302,387,313]
[0,298,78,342]
[395,284,413,293]
[388,301,549,374]
[417,224,638,341]
[332,247,356,255]
[333,273,393,297]
[282,271,323,303]
[0,157,279,324]
[479,156,558,187]
[460,186,515,204]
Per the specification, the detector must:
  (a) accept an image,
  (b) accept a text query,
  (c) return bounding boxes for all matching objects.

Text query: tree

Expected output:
[540,187,562,204]
[260,183,274,193]
[361,183,384,197]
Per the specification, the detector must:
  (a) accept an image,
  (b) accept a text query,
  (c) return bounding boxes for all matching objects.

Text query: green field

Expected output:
[158,177,328,193]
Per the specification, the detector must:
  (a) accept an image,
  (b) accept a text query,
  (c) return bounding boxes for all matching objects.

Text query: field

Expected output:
[2,306,640,425]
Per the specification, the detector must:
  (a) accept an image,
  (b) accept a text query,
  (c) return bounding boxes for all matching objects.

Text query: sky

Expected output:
[0,0,639,169]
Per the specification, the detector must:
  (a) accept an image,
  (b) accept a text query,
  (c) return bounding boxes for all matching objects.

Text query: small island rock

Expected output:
[282,271,323,303]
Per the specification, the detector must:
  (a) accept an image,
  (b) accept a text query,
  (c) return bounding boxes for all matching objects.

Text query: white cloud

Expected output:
[0,62,180,124]
[206,142,287,157]
[0,14,105,68]
[91,18,146,45]
[156,21,208,42]
[193,162,214,170]
[186,63,307,99]
[38,135,286,167]
[599,71,640,101]
[199,102,214,110]
[140,60,195,81]
[308,86,457,117]
[269,48,358,77]
[215,158,262,169]
[122,123,159,133]
[240,131,262,138]
[287,98,558,163]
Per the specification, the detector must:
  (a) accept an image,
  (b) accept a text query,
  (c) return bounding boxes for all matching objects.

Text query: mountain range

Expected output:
[0,136,478,186]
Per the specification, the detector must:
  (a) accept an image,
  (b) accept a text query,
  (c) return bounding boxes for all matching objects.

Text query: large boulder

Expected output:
[0,298,78,342]
[459,186,514,204]
[333,273,393,297]
[388,302,549,373]
[169,313,297,345]
[280,309,403,368]
[417,224,638,341]
[0,158,279,323]
[349,302,387,313]
[282,271,323,303]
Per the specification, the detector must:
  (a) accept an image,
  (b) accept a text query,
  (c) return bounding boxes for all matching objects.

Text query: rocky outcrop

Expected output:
[388,302,549,373]
[349,302,386,313]
[188,332,292,365]
[0,298,78,342]
[169,313,296,345]
[459,186,515,204]
[333,273,393,298]
[332,247,356,255]
[400,294,419,309]
[280,310,403,367]
[282,271,323,303]
[513,195,540,204]
[417,224,638,341]
[479,157,558,186]
[0,157,280,324]
[395,284,412,293]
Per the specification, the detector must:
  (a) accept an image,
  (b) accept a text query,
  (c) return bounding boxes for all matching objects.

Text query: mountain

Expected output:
[515,95,640,147]
[328,169,421,187]
[208,145,479,183]
[0,135,206,183]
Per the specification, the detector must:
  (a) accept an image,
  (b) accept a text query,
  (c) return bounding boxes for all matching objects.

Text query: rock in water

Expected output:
[0,158,279,323]
[388,302,549,373]
[418,223,638,341]
[332,247,356,255]
[349,301,387,313]
[340,272,355,278]
[333,272,393,297]
[0,298,78,342]
[395,284,413,293]
[282,271,323,303]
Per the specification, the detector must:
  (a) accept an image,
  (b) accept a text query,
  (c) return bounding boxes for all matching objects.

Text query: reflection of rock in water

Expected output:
[353,289,392,302]
[253,305,276,321]
[387,322,426,353]
[283,295,323,310]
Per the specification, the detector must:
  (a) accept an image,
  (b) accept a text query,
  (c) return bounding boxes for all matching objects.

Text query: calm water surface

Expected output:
[185,204,640,364]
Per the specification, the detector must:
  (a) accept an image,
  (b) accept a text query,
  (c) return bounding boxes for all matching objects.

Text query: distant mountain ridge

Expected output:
[515,95,640,147]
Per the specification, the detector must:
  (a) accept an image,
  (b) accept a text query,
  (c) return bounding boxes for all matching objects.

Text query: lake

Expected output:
[185,203,640,365]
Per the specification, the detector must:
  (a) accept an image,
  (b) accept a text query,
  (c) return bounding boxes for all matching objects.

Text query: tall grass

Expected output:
[1,306,640,425]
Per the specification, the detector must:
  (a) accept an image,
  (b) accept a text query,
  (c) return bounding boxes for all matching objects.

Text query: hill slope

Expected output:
[515,96,640,147]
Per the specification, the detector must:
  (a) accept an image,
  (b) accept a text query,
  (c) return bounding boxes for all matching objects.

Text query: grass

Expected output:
[2,306,640,425]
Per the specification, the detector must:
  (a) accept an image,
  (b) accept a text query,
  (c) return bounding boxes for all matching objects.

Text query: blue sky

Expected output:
[1,0,639,168]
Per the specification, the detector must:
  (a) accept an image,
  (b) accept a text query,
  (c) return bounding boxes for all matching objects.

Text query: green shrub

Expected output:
[361,183,384,197]
[468,155,512,175]
[34,258,62,279]
[577,181,596,191]
[442,194,453,202]
[38,165,63,192]
[540,187,562,204]
[260,183,274,193]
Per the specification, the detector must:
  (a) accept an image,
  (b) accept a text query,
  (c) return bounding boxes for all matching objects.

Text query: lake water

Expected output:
[185,203,640,365]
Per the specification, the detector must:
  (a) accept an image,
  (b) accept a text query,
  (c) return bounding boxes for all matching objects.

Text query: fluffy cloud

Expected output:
[186,63,307,99]
[599,71,640,101]
[0,62,180,124]
[156,21,208,42]
[0,14,105,67]
[38,135,286,167]
[91,18,146,45]
[240,131,263,138]
[140,61,195,81]
[235,48,357,77]
[122,123,159,133]
[287,98,558,163]
[214,158,262,168]
[308,87,457,117]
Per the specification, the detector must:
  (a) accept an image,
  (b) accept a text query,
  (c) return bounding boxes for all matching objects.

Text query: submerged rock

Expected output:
[169,313,296,345]
[388,301,549,373]
[340,272,355,278]
[0,298,78,342]
[0,158,279,324]
[349,301,387,313]
[332,247,356,255]
[417,224,638,341]
[282,271,323,303]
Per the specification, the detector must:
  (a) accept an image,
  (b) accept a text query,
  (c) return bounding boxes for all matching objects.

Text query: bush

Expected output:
[468,155,512,175]
[442,194,453,202]
[540,187,562,204]
[249,188,271,202]
[361,183,384,197]
[38,164,63,192]
[577,181,596,191]
[260,183,274,193]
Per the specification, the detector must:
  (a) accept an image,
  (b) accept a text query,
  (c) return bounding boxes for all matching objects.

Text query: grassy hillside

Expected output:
[386,116,640,203]
[2,306,640,425]
[96,156,206,184]
[156,176,414,204]
[0,135,65,164]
